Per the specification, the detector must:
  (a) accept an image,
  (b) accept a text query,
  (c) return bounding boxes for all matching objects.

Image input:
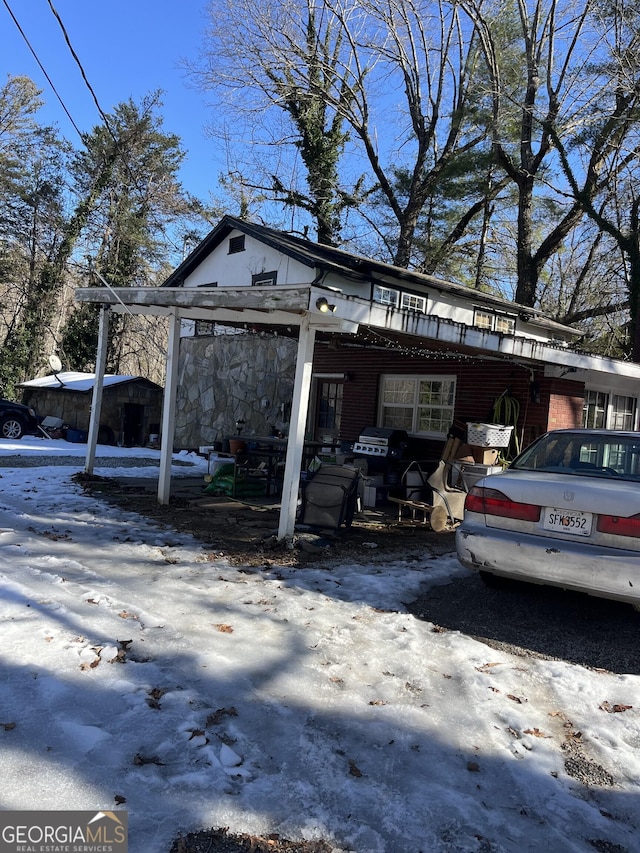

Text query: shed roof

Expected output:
[19,372,162,393]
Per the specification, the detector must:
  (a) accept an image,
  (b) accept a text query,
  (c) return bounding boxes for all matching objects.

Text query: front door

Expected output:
[312,379,343,442]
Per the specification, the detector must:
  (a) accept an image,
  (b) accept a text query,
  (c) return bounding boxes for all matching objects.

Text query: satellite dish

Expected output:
[48,354,62,373]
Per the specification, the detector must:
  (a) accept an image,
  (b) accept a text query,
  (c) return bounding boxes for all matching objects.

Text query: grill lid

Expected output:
[357,426,408,446]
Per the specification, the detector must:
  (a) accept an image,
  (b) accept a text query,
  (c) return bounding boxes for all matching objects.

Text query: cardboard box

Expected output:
[471,446,499,465]
[454,443,475,462]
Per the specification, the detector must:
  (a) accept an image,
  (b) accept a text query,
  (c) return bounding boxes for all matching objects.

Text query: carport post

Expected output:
[85,304,109,474]
[158,309,180,504]
[278,315,316,540]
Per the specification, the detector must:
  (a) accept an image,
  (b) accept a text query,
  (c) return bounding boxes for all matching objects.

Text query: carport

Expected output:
[74,279,640,541]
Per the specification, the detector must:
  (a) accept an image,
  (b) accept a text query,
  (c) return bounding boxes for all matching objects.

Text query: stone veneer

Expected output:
[174,332,297,449]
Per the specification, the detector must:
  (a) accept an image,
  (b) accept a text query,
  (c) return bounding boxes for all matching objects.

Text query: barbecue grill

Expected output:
[353,427,408,460]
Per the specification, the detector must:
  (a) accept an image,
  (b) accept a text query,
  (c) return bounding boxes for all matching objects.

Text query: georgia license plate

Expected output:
[543,508,593,536]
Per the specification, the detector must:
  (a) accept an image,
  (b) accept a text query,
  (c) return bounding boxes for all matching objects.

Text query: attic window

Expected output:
[373,285,400,307]
[474,308,515,334]
[252,270,277,287]
[401,292,427,313]
[228,235,245,254]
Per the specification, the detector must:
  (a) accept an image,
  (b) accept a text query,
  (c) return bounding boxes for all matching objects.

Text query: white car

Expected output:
[455,429,640,610]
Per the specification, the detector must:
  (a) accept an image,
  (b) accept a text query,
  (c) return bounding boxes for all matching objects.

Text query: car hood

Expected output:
[475,469,640,516]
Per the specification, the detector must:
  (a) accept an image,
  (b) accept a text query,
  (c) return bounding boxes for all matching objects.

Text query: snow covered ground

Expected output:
[0,437,639,853]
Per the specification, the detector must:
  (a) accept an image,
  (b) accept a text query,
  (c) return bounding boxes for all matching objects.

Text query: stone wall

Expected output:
[175,332,297,449]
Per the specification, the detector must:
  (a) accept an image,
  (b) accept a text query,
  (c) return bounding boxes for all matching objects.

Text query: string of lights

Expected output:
[351,327,481,361]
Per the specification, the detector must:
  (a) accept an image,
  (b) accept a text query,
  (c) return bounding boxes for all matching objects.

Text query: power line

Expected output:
[2,0,84,139]
[5,0,199,277]
[45,0,118,142]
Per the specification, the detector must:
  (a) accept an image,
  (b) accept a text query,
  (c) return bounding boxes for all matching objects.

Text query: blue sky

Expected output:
[1,0,222,200]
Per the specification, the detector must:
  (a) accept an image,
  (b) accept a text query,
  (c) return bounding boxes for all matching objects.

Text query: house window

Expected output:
[473,308,515,334]
[373,285,400,307]
[228,235,245,254]
[401,292,427,313]
[194,320,215,336]
[583,390,637,430]
[379,375,456,437]
[611,395,636,430]
[252,270,277,286]
[315,380,343,439]
[583,390,607,429]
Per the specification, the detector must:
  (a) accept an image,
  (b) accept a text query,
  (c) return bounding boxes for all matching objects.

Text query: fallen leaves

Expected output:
[523,728,551,738]
[475,662,503,673]
[206,707,238,727]
[146,688,165,710]
[213,623,233,633]
[348,759,363,777]
[599,701,633,713]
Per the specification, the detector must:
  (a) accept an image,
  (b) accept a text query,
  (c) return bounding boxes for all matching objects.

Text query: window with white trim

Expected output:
[379,375,456,437]
[372,285,400,307]
[252,270,277,286]
[583,390,638,430]
[401,292,427,312]
[474,308,515,334]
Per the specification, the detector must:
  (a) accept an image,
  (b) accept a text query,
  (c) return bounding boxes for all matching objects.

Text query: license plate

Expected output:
[543,508,593,536]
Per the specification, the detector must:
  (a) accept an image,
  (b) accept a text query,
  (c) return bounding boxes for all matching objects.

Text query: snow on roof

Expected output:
[19,372,143,392]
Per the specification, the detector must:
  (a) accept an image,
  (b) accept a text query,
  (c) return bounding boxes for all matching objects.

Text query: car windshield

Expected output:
[511,432,640,481]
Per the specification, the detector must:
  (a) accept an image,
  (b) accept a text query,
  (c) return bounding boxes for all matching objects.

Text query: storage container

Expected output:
[457,463,503,490]
[466,423,513,447]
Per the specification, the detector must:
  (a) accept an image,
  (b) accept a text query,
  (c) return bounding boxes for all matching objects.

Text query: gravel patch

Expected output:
[406,571,640,675]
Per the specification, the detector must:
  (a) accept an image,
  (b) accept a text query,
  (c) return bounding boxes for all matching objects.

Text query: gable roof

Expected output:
[162,215,579,339]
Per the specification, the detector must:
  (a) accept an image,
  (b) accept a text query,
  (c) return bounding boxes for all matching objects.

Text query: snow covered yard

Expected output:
[0,439,639,853]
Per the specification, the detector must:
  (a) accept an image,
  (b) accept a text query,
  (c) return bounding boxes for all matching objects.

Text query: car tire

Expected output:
[0,415,25,440]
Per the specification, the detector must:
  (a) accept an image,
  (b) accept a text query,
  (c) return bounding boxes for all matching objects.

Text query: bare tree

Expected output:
[463,0,614,307]
[193,0,364,245]
[192,0,490,264]
[545,0,640,359]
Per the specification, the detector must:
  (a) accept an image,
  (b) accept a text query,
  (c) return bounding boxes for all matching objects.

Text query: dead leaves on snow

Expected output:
[599,701,633,713]
[27,525,72,541]
[79,639,132,670]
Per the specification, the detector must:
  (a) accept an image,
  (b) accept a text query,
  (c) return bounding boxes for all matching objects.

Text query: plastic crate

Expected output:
[466,422,513,448]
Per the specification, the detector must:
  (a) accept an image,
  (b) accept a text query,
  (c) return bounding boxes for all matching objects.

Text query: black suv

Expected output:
[0,399,40,440]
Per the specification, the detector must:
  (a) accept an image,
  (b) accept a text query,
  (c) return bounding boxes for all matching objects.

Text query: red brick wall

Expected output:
[545,380,585,430]
[312,341,585,447]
